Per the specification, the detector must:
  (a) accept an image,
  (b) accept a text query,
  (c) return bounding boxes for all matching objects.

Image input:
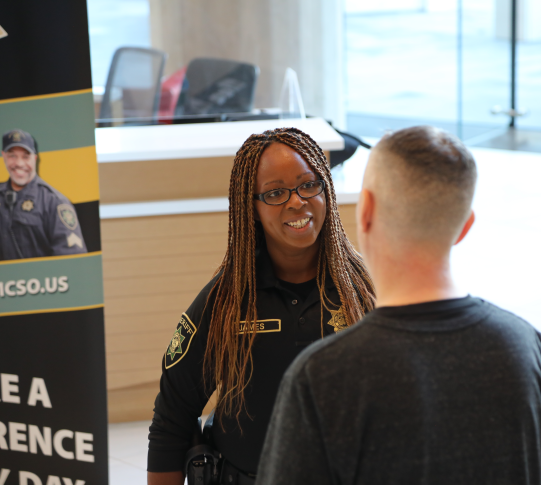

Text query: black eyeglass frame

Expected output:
[253,180,326,206]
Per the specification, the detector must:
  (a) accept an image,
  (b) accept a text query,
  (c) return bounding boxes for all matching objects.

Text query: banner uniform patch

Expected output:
[238,319,281,334]
[165,313,197,369]
[57,203,79,230]
[327,307,348,333]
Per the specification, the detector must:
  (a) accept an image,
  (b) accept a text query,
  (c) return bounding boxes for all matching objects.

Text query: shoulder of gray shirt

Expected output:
[282,298,540,384]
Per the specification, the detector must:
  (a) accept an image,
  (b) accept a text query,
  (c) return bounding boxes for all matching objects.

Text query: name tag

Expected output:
[239,319,281,335]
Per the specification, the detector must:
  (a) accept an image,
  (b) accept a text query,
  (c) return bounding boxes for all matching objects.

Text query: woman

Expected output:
[148,127,375,484]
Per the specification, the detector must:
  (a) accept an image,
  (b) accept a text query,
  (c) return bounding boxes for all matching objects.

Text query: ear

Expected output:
[454,210,475,245]
[357,189,374,234]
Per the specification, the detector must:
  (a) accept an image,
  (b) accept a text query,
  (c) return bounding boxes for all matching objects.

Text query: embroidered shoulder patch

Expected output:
[327,307,348,333]
[238,319,281,335]
[57,204,79,230]
[165,313,197,369]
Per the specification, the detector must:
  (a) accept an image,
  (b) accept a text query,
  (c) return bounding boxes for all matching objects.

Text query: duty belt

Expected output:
[185,414,256,485]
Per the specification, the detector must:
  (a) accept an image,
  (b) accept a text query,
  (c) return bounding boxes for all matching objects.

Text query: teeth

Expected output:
[286,218,310,229]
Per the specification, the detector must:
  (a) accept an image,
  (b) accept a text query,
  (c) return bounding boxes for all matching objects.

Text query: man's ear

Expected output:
[454,210,475,245]
[357,189,374,234]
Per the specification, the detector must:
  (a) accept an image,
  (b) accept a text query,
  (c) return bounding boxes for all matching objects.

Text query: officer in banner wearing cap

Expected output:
[0,129,87,260]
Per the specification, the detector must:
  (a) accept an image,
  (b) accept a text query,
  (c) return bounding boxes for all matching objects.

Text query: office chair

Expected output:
[99,47,167,126]
[174,58,259,118]
[329,128,372,169]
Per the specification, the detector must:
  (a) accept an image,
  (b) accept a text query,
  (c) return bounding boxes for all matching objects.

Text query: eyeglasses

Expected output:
[253,180,326,206]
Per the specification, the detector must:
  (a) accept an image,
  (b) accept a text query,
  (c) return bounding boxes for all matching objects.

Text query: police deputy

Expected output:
[147,128,376,484]
[0,129,87,260]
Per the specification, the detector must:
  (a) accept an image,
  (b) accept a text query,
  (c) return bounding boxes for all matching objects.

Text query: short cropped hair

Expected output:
[374,126,477,244]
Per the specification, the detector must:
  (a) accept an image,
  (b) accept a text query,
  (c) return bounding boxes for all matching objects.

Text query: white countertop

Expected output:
[95,117,344,163]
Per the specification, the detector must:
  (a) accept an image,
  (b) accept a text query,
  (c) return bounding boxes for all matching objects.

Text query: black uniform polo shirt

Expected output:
[148,246,347,474]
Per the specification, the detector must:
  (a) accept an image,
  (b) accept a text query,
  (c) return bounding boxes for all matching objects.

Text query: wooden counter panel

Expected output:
[107,349,164,373]
[103,272,212,298]
[103,252,224,279]
[99,156,235,204]
[107,320,181,354]
[105,311,179,335]
[101,212,229,241]
[101,210,229,399]
[108,368,162,391]
[107,381,216,423]
[104,291,202,318]
[102,234,227,261]
[108,381,159,423]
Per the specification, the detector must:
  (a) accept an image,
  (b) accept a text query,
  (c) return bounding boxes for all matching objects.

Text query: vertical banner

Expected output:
[0,1,108,484]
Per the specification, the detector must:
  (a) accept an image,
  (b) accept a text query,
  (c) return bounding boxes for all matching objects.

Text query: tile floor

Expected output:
[109,417,209,484]
[108,421,149,485]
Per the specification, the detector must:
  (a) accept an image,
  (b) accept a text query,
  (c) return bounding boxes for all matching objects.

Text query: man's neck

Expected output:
[371,251,466,308]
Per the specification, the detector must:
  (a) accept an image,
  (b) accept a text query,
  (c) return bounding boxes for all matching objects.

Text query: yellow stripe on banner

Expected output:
[0,146,100,204]
[1,303,104,318]
[0,88,93,105]
[0,250,102,266]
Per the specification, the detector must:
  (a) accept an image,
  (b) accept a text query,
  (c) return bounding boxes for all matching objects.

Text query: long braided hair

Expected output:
[204,127,375,423]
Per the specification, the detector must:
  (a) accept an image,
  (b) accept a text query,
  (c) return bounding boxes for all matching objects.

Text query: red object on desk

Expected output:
[158,67,186,123]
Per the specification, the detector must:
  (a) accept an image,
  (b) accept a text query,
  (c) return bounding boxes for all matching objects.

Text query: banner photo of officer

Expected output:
[1,129,87,260]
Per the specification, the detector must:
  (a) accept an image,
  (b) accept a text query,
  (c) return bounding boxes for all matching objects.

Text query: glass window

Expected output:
[345,0,541,150]
[87,0,151,91]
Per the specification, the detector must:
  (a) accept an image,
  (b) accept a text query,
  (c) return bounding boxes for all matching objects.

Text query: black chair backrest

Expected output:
[329,129,372,169]
[174,58,259,117]
[99,47,167,124]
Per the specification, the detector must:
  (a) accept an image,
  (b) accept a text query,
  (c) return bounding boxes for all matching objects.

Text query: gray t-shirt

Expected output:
[256,297,541,485]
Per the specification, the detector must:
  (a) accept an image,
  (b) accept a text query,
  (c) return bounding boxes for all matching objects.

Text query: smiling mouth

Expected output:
[285,217,311,229]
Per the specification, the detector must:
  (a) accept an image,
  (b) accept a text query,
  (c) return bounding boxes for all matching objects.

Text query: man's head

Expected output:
[2,129,38,191]
[357,126,477,267]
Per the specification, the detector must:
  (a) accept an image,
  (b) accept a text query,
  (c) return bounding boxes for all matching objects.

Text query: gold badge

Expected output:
[327,307,348,333]
[21,200,34,211]
[12,131,22,142]
[238,319,281,335]
[165,313,197,369]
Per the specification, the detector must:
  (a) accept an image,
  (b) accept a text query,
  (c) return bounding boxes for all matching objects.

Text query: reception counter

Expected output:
[95,118,359,422]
